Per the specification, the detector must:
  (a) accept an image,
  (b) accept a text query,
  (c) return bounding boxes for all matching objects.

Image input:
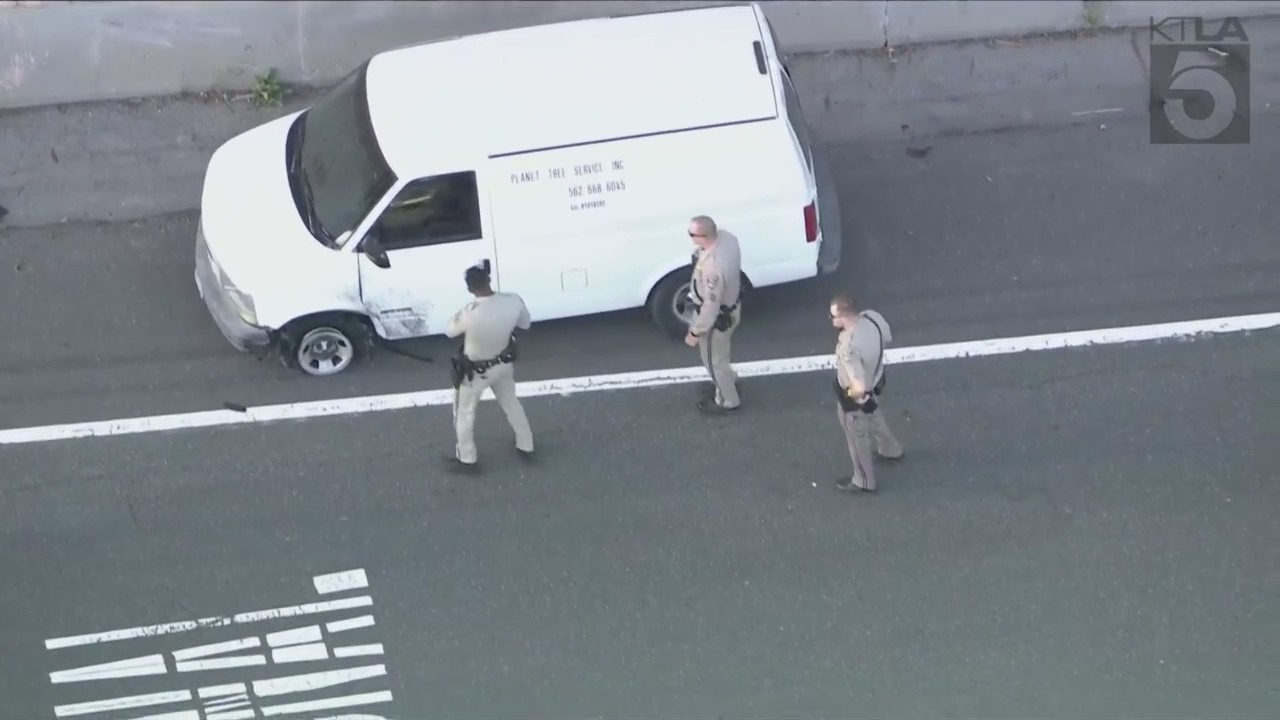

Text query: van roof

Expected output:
[364,3,781,177]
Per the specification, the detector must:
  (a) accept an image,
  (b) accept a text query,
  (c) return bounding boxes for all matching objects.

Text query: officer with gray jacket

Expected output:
[829,293,904,492]
[443,265,535,472]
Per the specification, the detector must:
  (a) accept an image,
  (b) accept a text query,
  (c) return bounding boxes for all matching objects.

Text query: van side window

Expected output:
[781,68,814,174]
[374,171,482,250]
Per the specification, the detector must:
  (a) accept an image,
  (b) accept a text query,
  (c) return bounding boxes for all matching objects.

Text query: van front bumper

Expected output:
[813,149,843,275]
[194,228,271,353]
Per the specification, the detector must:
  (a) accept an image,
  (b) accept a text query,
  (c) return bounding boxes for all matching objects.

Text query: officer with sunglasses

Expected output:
[829,293,904,492]
[684,215,742,414]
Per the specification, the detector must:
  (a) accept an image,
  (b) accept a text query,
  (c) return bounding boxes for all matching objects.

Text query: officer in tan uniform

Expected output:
[443,265,535,472]
[829,293,903,492]
[684,215,742,414]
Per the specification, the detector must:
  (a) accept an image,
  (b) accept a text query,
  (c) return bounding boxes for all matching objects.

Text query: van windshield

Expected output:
[286,62,397,247]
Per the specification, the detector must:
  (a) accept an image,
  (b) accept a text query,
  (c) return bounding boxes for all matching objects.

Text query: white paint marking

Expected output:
[175,655,266,672]
[260,691,395,717]
[49,653,166,683]
[266,625,322,648]
[271,642,330,663]
[1071,107,1124,116]
[206,711,256,720]
[204,695,249,709]
[326,615,375,633]
[4,312,1277,447]
[314,569,369,595]
[252,664,386,697]
[197,683,247,699]
[45,595,372,649]
[332,643,384,658]
[173,636,260,661]
[53,690,191,718]
[129,711,200,720]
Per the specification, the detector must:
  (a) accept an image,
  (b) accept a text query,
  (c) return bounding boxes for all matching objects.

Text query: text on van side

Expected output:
[509,159,628,212]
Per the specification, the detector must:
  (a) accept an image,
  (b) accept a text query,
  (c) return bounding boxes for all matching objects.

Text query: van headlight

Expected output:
[222,281,258,326]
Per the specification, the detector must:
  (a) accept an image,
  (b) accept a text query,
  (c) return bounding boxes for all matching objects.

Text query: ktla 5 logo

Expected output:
[1149,16,1250,144]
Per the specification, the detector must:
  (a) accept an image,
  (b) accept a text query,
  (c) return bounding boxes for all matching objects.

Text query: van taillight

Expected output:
[803,201,818,243]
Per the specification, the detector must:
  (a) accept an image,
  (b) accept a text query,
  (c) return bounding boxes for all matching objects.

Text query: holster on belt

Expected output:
[833,373,885,414]
[712,303,738,332]
[448,350,467,389]
[450,334,519,388]
[690,291,738,333]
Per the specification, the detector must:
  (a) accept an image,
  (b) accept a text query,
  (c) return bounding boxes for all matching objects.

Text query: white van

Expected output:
[194,2,841,377]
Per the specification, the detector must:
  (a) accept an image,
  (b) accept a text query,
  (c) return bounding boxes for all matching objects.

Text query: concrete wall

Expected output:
[3,0,1280,110]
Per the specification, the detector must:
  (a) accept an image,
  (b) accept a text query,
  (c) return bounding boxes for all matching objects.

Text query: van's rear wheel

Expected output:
[278,313,370,377]
[648,269,697,340]
[647,269,754,340]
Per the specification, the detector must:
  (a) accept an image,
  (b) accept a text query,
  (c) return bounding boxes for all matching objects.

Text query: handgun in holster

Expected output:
[832,373,886,414]
[712,302,738,332]
[448,348,468,389]
[449,334,519,389]
[689,284,737,333]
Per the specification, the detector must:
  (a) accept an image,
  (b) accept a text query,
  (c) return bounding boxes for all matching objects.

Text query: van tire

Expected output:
[647,269,755,341]
[647,268,697,340]
[277,312,371,377]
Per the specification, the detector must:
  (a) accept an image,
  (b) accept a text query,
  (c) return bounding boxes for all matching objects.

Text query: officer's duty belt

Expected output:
[450,338,518,387]
[689,299,739,332]
[832,372,887,414]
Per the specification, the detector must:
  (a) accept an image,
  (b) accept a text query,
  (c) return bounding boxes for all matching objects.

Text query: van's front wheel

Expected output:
[278,313,370,377]
[648,269,697,340]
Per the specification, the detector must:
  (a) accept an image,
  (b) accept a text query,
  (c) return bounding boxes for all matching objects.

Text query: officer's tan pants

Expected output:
[697,307,741,408]
[452,362,533,464]
[837,404,903,490]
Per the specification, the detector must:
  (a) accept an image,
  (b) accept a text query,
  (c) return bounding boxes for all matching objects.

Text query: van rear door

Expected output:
[357,170,497,338]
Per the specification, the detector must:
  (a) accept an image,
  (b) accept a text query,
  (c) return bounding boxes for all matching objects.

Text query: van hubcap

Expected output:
[297,328,353,376]
[671,281,697,325]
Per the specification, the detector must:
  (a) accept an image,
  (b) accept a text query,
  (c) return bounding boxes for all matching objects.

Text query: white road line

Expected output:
[313,569,369,595]
[260,691,395,717]
[252,664,386,697]
[205,695,250,709]
[332,643,385,658]
[173,637,260,661]
[44,595,372,650]
[326,615,375,633]
[271,642,330,663]
[54,690,192,718]
[1071,107,1124,116]
[131,711,201,720]
[265,625,322,648]
[175,656,267,672]
[49,653,167,684]
[203,707,253,717]
[205,710,255,720]
[197,684,247,699]
[5,312,1278,447]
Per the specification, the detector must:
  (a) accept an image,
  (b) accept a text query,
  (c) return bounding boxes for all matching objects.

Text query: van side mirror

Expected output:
[361,230,391,269]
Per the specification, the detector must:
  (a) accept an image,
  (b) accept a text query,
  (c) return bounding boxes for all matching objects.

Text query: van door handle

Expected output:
[480,259,491,273]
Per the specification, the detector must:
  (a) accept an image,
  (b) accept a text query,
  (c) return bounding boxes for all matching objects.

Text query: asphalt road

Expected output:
[2,25,1280,430]
[1,21,1279,720]
[2,334,1278,718]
